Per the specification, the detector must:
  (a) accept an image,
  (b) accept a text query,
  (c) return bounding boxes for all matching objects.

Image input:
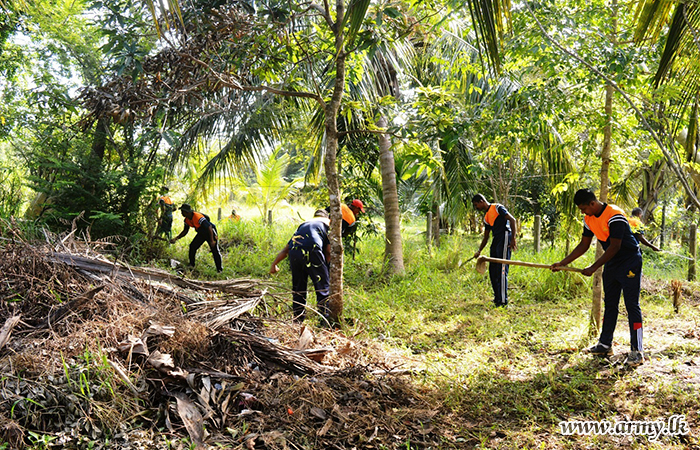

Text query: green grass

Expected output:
[342,222,699,448]
[149,214,700,448]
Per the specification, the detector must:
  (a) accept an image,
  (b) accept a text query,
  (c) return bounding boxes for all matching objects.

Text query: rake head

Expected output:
[475,256,488,274]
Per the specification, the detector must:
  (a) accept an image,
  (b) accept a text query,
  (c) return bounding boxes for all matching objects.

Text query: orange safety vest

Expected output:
[185,212,207,230]
[484,204,503,227]
[159,195,173,205]
[628,216,643,234]
[341,203,356,226]
[584,204,628,242]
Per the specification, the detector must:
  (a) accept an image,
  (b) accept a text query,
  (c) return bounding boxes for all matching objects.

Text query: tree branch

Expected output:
[523,1,700,210]
[310,2,334,30]
[185,54,325,107]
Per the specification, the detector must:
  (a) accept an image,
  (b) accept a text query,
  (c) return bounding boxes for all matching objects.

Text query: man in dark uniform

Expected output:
[472,194,518,307]
[550,188,645,367]
[270,210,331,324]
[170,203,223,273]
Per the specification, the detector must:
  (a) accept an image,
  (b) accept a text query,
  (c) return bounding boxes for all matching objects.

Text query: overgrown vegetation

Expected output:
[1,216,698,449]
[2,0,700,447]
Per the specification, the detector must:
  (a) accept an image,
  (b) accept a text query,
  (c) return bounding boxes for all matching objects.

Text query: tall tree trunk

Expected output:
[377,115,405,274]
[91,116,110,161]
[324,1,347,324]
[591,0,617,336]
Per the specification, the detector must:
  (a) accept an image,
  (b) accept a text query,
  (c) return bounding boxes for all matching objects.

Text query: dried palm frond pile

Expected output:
[0,225,436,450]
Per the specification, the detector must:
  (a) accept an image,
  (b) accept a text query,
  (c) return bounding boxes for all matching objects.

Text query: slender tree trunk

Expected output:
[324,1,347,324]
[377,115,404,274]
[91,116,110,161]
[591,0,617,336]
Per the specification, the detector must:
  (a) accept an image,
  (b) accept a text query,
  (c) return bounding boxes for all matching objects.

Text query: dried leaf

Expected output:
[310,407,327,420]
[318,418,333,436]
[117,336,148,356]
[0,315,21,350]
[174,393,206,448]
[296,325,314,350]
[147,351,188,379]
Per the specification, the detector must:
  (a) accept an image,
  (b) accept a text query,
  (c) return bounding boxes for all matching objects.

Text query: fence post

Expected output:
[426,212,432,248]
[689,224,697,282]
[217,207,222,222]
[660,203,666,250]
[534,215,541,253]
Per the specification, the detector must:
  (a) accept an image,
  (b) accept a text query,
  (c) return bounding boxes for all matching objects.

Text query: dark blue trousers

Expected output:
[599,253,643,351]
[189,226,222,272]
[489,231,511,306]
[289,248,330,323]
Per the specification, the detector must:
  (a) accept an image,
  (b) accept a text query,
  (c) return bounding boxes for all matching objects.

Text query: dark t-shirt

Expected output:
[288,218,330,253]
[485,204,511,242]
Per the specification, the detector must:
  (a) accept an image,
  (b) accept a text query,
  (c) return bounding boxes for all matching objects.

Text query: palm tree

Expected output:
[85,0,374,323]
[234,150,300,224]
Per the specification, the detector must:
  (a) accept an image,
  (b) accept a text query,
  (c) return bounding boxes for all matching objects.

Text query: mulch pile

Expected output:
[0,223,440,450]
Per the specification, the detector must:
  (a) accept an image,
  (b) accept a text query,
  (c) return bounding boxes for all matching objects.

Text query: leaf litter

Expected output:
[0,225,436,449]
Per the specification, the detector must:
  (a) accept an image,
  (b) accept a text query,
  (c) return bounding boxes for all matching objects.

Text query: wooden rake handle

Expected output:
[475,256,583,274]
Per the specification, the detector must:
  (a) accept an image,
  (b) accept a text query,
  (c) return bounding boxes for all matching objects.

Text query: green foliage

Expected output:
[26,146,159,238]
[235,150,301,224]
[0,156,23,218]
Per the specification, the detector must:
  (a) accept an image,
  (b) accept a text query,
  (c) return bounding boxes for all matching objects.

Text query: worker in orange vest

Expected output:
[629,207,660,252]
[170,204,223,273]
[550,189,645,367]
[472,193,517,307]
[157,187,175,240]
[326,199,365,237]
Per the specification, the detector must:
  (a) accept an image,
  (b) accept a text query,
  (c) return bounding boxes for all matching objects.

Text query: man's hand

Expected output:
[582,266,596,277]
[169,238,177,244]
[550,261,564,272]
[270,264,280,274]
[473,250,481,259]
[509,237,517,250]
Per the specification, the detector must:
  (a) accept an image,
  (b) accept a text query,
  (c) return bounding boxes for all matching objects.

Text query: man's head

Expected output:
[573,189,602,216]
[349,199,365,215]
[471,193,489,212]
[314,209,329,219]
[161,186,169,194]
[631,207,643,218]
[232,209,237,216]
[179,203,194,218]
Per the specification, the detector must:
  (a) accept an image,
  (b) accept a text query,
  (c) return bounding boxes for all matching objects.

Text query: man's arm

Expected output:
[551,236,592,272]
[207,225,216,246]
[585,237,622,275]
[635,233,660,251]
[270,244,290,274]
[170,224,190,243]
[323,243,331,265]
[506,212,517,250]
[474,227,491,259]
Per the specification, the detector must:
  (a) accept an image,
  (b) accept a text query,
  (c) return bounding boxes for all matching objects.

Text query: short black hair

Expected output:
[631,207,643,217]
[471,194,486,203]
[573,189,597,206]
